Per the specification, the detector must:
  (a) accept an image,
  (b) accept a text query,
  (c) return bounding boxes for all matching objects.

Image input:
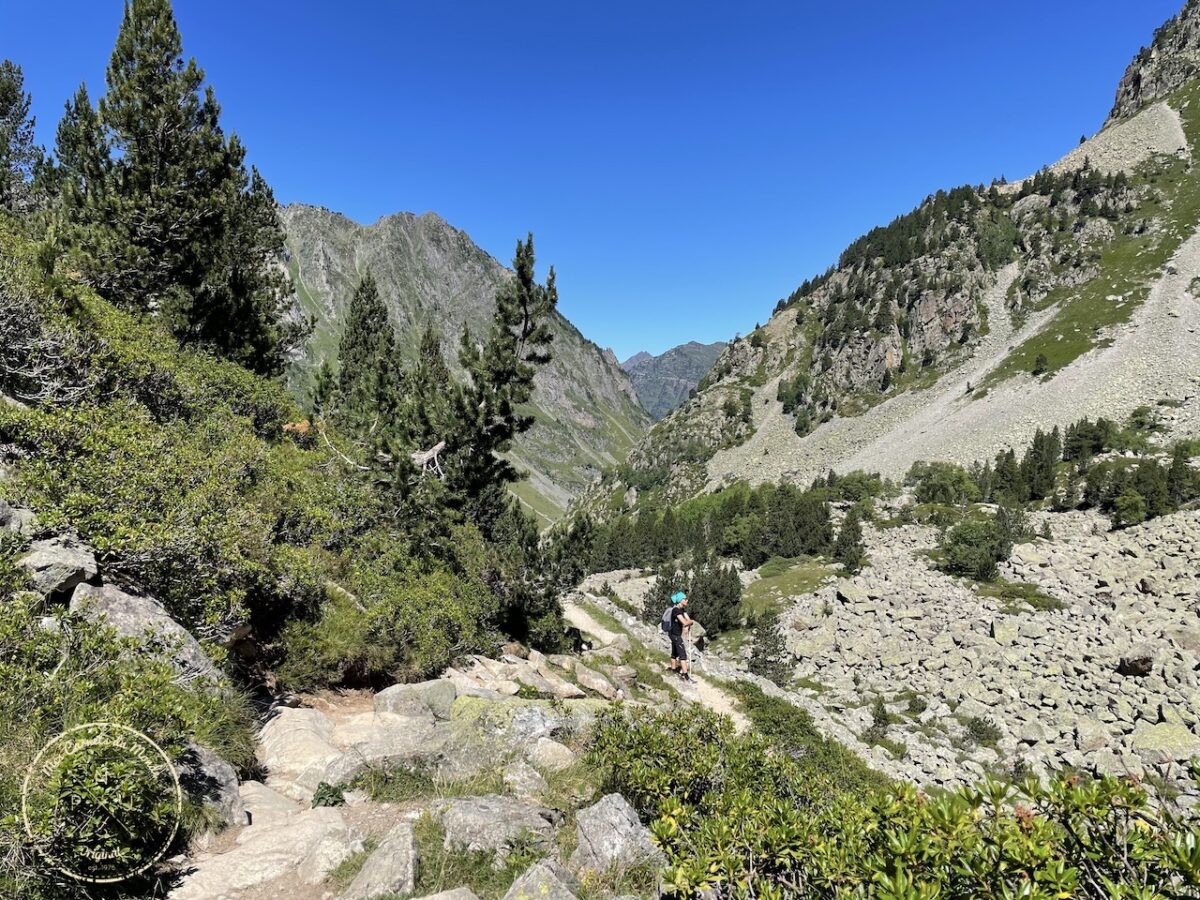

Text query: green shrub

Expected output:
[591,703,1200,898]
[964,715,1003,748]
[0,593,255,898]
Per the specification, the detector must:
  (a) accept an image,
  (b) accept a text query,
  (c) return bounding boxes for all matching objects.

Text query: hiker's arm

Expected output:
[681,613,694,626]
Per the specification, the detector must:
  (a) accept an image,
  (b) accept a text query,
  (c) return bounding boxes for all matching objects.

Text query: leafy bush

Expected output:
[590,704,1200,898]
[0,591,254,898]
[905,460,981,506]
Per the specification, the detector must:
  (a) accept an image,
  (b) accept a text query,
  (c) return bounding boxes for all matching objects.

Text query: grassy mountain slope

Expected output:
[576,5,1200,515]
[621,340,726,420]
[281,204,650,523]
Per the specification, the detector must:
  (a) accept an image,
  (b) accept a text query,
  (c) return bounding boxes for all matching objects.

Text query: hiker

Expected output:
[665,590,694,681]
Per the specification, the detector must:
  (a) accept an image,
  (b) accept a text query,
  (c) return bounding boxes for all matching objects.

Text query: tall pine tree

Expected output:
[331,273,398,438]
[0,60,40,215]
[50,0,298,373]
[449,234,556,531]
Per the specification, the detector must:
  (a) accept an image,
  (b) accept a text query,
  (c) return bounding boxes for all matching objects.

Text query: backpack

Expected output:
[660,606,673,634]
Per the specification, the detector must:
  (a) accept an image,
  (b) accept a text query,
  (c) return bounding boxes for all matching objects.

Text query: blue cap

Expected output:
[671,591,688,604]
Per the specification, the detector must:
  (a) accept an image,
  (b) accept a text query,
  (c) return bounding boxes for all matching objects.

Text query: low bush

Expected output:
[590,704,1200,898]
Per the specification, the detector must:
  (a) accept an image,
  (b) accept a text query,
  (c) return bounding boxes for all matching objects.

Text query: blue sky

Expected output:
[3,0,1183,359]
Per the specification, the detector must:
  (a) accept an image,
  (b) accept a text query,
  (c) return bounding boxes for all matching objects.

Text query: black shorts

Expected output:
[670,634,688,661]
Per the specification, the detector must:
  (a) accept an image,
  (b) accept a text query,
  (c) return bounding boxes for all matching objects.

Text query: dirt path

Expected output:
[564,596,750,732]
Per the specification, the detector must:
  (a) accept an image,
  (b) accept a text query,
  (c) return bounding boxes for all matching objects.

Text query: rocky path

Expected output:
[171,633,667,899]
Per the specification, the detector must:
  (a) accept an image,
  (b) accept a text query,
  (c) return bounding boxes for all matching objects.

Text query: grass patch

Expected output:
[728,681,892,796]
[407,814,545,900]
[742,557,832,621]
[326,837,378,891]
[353,763,504,804]
[975,578,1066,613]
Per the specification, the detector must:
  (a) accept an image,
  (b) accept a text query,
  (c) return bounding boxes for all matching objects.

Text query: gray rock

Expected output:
[438,795,560,854]
[568,793,663,875]
[170,807,362,898]
[178,743,245,828]
[503,860,579,900]
[70,583,219,682]
[238,781,300,830]
[1118,646,1156,677]
[413,891,481,900]
[375,679,459,720]
[527,737,577,773]
[574,663,618,699]
[344,822,417,899]
[256,707,340,803]
[20,536,97,597]
[503,758,549,799]
[0,499,36,536]
[1130,722,1200,763]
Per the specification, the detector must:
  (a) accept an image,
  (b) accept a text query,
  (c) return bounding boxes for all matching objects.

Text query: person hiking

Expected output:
[667,591,693,681]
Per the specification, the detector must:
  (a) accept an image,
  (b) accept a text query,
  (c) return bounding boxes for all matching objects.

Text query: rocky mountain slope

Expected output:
[1109,0,1200,124]
[281,205,650,523]
[621,341,725,420]
[577,3,1200,513]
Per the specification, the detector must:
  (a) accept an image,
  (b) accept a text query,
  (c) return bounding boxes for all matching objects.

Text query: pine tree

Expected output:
[0,60,41,214]
[748,609,791,687]
[834,508,866,573]
[450,234,556,531]
[55,0,296,373]
[1167,444,1195,509]
[331,274,398,437]
[401,323,455,450]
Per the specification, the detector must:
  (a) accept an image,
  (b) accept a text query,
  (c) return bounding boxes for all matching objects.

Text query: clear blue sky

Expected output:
[3,0,1183,359]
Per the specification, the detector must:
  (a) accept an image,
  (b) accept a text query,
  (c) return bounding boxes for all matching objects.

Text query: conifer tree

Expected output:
[748,609,790,687]
[0,60,40,214]
[1167,444,1195,508]
[835,508,866,574]
[401,324,455,450]
[331,274,398,437]
[53,0,297,373]
[450,234,556,531]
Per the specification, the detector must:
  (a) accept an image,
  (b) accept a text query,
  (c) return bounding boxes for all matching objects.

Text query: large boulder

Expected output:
[177,743,245,828]
[256,707,341,803]
[503,860,579,900]
[568,793,663,875]
[574,663,618,699]
[375,679,459,720]
[20,536,97,598]
[1130,722,1200,764]
[344,822,417,899]
[414,891,480,900]
[170,807,362,898]
[437,795,560,854]
[526,737,576,773]
[69,583,219,682]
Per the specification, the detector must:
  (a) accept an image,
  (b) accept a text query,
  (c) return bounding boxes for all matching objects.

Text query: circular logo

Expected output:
[22,723,183,883]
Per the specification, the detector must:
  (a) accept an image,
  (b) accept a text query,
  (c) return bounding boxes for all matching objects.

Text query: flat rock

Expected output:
[437,795,559,854]
[375,679,459,720]
[1130,722,1200,763]
[413,891,481,900]
[170,807,362,898]
[238,781,300,831]
[344,822,417,899]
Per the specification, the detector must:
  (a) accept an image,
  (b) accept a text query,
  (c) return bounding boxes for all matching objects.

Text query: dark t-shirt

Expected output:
[669,606,688,637]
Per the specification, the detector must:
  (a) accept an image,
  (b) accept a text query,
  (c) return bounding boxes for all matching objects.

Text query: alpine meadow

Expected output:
[4,2,1200,899]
